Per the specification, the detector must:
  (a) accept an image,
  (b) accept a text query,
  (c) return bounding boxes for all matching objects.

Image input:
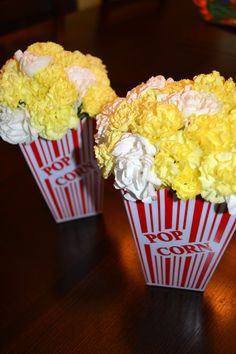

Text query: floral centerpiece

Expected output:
[0,41,116,143]
[0,42,116,222]
[95,71,236,291]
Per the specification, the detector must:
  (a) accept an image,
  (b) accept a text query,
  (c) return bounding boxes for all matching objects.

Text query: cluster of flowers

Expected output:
[0,42,116,143]
[95,71,236,214]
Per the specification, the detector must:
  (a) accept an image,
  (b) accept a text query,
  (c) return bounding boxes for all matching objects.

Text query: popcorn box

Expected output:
[123,189,236,291]
[20,117,103,222]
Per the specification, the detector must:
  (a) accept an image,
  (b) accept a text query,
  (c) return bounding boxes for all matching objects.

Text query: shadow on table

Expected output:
[55,214,112,294]
[123,286,212,354]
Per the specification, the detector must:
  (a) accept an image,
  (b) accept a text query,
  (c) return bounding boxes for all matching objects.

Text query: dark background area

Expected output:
[0,0,77,34]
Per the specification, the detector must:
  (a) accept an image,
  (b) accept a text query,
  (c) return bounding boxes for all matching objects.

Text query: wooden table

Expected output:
[1,0,236,353]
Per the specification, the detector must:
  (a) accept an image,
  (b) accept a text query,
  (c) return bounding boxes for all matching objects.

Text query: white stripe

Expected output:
[201,203,216,242]
[188,253,203,288]
[144,203,152,233]
[178,199,186,230]
[152,197,159,232]
[184,255,196,287]
[192,252,209,288]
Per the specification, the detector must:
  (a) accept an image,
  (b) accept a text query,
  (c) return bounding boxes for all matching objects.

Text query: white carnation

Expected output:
[112,133,161,202]
[225,195,236,215]
[95,97,124,144]
[127,75,174,103]
[65,66,96,102]
[0,106,38,144]
[157,87,222,125]
[14,49,51,77]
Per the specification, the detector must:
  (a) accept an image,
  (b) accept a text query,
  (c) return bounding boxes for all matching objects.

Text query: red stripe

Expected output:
[189,197,205,242]
[199,202,211,242]
[176,199,181,230]
[55,189,66,217]
[177,257,182,287]
[66,133,70,154]
[164,189,173,229]
[191,253,205,288]
[74,180,82,214]
[172,256,176,285]
[144,244,155,283]
[30,141,43,167]
[149,204,154,232]
[61,187,70,217]
[79,179,86,214]
[165,258,171,285]
[126,200,148,281]
[38,139,48,164]
[180,256,191,288]
[45,179,63,219]
[157,190,161,230]
[207,204,221,241]
[61,138,66,156]
[136,202,148,233]
[201,220,236,289]
[195,252,215,289]
[183,200,189,230]
[65,186,75,217]
[21,144,58,219]
[70,183,78,216]
[71,129,80,164]
[46,141,53,162]
[186,254,197,288]
[214,209,230,243]
[52,140,60,158]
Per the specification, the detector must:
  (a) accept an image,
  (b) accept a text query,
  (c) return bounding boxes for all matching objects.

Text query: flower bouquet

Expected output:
[0,42,116,222]
[95,71,236,291]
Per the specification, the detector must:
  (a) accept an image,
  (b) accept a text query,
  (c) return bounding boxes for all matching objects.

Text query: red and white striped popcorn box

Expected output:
[123,189,236,291]
[20,117,103,223]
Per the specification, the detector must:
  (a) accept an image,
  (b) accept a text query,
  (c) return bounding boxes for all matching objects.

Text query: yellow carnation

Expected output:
[185,111,236,153]
[86,54,110,87]
[199,152,236,203]
[193,71,236,109]
[108,94,184,143]
[0,42,115,140]
[131,100,184,144]
[54,50,88,69]
[27,42,64,56]
[94,144,114,178]
[83,84,116,117]
[153,131,202,190]
[172,166,201,200]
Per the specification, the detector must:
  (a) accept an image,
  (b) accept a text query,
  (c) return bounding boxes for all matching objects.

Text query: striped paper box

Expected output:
[20,117,103,223]
[123,189,236,291]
